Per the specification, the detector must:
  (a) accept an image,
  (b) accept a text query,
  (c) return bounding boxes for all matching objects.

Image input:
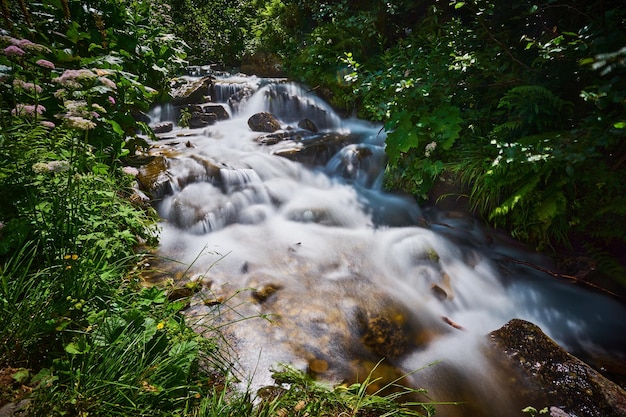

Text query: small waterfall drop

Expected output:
[143,74,626,417]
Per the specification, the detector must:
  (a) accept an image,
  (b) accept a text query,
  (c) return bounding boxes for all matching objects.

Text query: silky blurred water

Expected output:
[146,76,626,416]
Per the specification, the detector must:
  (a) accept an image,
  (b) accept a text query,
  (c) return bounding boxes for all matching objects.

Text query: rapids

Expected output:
[144,74,626,416]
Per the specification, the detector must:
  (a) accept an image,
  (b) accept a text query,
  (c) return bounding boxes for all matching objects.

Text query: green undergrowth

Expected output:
[252,0,626,278]
[0,1,442,415]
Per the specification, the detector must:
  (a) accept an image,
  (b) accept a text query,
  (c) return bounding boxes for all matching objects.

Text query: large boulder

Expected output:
[151,121,174,134]
[489,319,626,417]
[169,76,213,106]
[248,112,282,133]
[191,103,230,121]
[271,132,354,166]
[188,111,217,129]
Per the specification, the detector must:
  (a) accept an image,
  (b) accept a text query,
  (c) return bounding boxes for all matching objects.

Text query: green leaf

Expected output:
[12,368,30,383]
[454,2,465,9]
[140,286,167,305]
[92,162,109,175]
[107,119,124,136]
[65,340,89,355]
[386,129,418,165]
[578,57,594,66]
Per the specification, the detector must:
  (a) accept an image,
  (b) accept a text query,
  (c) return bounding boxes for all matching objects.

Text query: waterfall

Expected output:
[145,75,626,417]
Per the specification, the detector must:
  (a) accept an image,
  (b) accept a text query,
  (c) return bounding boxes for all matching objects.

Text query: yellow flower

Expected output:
[156,322,165,330]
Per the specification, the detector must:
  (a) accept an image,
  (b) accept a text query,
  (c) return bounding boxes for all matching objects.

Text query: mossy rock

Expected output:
[489,319,626,417]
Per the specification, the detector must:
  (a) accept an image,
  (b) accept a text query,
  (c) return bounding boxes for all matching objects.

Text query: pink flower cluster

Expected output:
[13,79,43,94]
[11,104,46,117]
[98,76,117,90]
[36,59,55,69]
[53,69,97,89]
[3,45,25,57]
[2,37,50,53]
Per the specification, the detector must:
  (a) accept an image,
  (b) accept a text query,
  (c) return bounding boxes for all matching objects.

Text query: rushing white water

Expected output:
[145,75,626,416]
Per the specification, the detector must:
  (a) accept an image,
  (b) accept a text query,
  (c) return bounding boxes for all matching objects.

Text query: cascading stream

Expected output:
[145,75,626,417]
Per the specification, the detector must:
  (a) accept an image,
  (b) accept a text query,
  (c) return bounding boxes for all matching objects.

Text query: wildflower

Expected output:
[156,322,165,330]
[122,166,139,176]
[13,79,42,94]
[40,120,56,129]
[1,36,21,45]
[54,89,67,99]
[91,103,106,114]
[11,39,51,53]
[32,160,70,173]
[32,162,49,173]
[12,104,45,117]
[63,254,79,260]
[98,76,117,90]
[107,96,115,105]
[53,69,97,88]
[65,116,96,130]
[17,39,34,47]
[63,100,90,117]
[3,45,25,57]
[36,59,55,69]
[47,160,70,173]
[424,141,437,157]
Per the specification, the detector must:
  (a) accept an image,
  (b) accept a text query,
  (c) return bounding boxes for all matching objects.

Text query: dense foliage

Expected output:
[0,0,222,414]
[225,0,625,281]
[0,1,440,415]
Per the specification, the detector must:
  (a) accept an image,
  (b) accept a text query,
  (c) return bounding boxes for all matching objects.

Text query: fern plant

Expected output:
[460,86,576,249]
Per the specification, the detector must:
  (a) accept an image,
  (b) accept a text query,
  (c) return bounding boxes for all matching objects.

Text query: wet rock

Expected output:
[359,307,414,358]
[349,360,410,396]
[248,112,282,133]
[489,318,626,417]
[252,284,282,303]
[298,118,318,132]
[189,111,218,128]
[254,130,294,145]
[227,85,255,113]
[151,121,174,134]
[137,156,171,197]
[0,399,30,417]
[169,76,213,106]
[308,358,329,374]
[430,283,448,301]
[167,282,202,301]
[190,103,230,121]
[272,132,354,166]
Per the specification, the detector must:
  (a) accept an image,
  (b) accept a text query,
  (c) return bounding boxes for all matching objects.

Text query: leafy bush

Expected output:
[291,0,625,258]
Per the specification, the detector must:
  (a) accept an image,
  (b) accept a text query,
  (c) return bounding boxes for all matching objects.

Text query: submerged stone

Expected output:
[297,118,318,132]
